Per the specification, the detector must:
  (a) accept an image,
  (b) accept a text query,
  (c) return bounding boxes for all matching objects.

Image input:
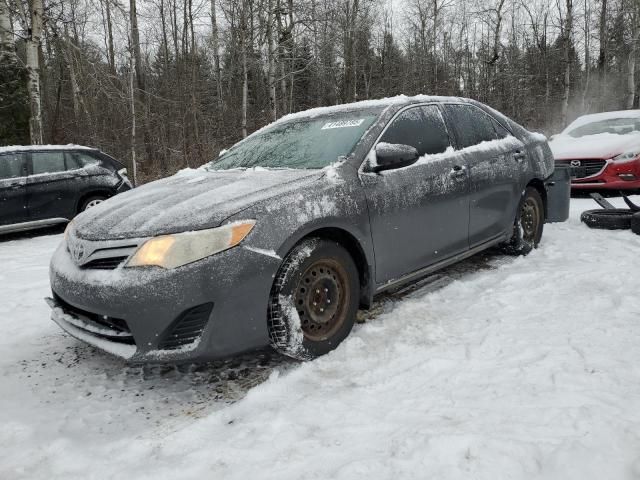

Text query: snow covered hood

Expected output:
[549,133,640,160]
[73,168,323,240]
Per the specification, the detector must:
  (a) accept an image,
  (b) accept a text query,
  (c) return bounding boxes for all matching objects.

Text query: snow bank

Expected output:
[2,196,640,479]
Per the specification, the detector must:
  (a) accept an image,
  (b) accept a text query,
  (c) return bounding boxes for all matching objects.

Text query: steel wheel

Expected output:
[294,259,350,342]
[267,238,360,360]
[520,196,541,244]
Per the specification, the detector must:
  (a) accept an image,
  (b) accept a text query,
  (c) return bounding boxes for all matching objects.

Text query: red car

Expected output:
[550,110,640,191]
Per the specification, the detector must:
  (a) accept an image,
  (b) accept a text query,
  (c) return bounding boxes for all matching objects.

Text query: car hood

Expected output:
[73,168,323,240]
[550,133,640,160]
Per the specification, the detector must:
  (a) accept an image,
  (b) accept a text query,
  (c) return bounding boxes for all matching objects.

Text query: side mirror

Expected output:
[373,142,419,173]
[548,134,558,142]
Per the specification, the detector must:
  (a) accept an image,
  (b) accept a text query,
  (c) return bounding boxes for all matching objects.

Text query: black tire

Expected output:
[80,195,106,212]
[267,238,359,360]
[503,186,545,255]
[631,212,640,235]
[580,209,633,230]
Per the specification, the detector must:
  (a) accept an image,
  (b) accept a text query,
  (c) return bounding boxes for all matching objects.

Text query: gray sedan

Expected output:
[47,96,557,363]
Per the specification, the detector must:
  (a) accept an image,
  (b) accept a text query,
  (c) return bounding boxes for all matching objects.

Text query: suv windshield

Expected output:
[566,117,640,138]
[208,111,380,170]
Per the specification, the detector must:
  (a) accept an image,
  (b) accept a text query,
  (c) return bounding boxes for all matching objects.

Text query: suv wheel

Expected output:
[267,238,359,360]
[80,196,106,212]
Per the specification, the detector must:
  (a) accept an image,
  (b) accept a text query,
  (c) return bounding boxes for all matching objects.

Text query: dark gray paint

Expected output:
[49,97,558,363]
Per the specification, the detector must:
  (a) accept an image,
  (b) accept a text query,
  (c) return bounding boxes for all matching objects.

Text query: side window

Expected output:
[492,119,511,139]
[31,151,66,175]
[380,105,451,156]
[445,105,498,148]
[67,152,100,170]
[0,153,25,179]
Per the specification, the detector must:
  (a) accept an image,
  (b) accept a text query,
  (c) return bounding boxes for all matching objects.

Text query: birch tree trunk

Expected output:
[0,0,13,53]
[266,0,277,121]
[561,0,573,126]
[104,0,116,74]
[241,0,248,138]
[27,0,44,145]
[211,0,223,107]
[626,8,639,109]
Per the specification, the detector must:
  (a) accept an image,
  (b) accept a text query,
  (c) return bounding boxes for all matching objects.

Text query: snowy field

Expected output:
[2,195,640,480]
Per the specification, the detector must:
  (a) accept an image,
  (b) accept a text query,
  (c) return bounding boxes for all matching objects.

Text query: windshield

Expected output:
[565,117,640,138]
[208,111,380,170]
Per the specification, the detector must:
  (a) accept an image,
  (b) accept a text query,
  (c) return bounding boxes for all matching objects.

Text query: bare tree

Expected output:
[26,0,44,144]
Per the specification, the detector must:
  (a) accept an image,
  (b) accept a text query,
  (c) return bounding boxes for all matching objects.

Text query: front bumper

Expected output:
[570,159,640,190]
[48,240,282,363]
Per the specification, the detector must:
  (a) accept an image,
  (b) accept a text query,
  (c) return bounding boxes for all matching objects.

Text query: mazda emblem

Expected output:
[570,160,581,167]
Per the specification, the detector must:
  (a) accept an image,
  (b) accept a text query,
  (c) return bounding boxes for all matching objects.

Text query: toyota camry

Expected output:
[47,96,556,363]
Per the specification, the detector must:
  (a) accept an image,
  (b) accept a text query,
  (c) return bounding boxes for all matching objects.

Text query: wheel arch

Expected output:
[277,225,375,309]
[75,189,114,213]
[526,178,548,220]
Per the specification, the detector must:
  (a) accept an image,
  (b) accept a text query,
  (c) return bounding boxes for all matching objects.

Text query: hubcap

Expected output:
[294,259,349,342]
[85,199,103,210]
[520,197,540,242]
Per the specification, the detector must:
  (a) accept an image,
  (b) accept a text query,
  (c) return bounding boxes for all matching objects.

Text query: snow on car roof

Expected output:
[564,110,640,132]
[0,144,98,154]
[277,95,470,123]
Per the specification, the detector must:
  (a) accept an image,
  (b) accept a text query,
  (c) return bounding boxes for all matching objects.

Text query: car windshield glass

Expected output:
[208,111,380,170]
[566,117,640,138]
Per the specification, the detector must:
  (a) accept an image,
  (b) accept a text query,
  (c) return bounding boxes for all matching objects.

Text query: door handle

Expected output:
[9,182,23,190]
[449,165,467,178]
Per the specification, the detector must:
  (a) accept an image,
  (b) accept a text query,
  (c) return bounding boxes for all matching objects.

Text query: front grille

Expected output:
[159,303,213,350]
[557,159,607,178]
[82,256,128,270]
[53,293,134,344]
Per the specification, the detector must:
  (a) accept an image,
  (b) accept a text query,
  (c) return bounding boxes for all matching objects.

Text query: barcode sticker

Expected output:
[321,119,365,130]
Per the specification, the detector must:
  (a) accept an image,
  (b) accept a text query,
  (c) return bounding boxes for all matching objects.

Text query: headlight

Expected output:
[126,220,256,269]
[612,151,640,163]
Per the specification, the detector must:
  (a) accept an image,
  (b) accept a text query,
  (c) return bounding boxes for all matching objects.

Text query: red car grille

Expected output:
[556,159,607,179]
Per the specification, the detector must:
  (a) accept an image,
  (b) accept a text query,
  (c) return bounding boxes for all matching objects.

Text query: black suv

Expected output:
[0,145,132,234]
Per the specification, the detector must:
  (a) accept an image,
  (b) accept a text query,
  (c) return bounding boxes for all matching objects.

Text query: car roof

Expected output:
[0,144,99,154]
[277,95,473,122]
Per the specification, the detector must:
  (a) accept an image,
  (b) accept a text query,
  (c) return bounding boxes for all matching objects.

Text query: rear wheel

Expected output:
[503,187,544,255]
[267,238,359,360]
[80,195,106,212]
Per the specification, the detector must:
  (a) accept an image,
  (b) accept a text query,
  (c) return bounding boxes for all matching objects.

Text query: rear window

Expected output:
[67,151,101,169]
[31,152,66,175]
[0,153,25,179]
[445,104,499,148]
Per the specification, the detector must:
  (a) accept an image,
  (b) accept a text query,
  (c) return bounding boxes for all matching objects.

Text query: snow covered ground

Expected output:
[2,195,640,480]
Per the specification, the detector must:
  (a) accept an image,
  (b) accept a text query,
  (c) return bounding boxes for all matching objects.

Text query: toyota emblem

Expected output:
[69,238,87,264]
[570,160,581,167]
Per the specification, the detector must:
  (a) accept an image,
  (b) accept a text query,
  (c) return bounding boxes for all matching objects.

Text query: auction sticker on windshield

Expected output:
[321,119,365,129]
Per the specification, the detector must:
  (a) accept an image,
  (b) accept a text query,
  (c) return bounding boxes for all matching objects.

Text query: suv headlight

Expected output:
[126,220,255,269]
[612,151,640,163]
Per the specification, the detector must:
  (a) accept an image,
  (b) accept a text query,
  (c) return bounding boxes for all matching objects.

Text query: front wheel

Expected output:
[503,187,545,255]
[267,238,360,360]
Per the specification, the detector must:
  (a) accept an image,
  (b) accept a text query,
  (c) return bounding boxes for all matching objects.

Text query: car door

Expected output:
[0,152,28,226]
[360,104,471,285]
[443,104,526,247]
[27,150,77,221]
